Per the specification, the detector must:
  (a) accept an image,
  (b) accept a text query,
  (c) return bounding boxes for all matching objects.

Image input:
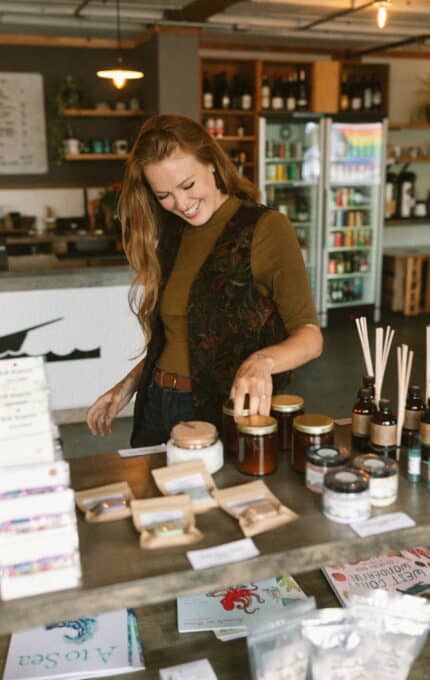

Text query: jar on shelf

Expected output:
[322,467,370,524]
[222,398,250,455]
[166,421,223,474]
[292,414,334,473]
[236,415,278,476]
[352,453,398,507]
[270,394,304,451]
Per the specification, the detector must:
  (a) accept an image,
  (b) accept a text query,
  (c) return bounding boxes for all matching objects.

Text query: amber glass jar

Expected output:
[237,415,278,476]
[292,414,334,473]
[402,385,424,447]
[222,399,250,455]
[270,394,304,451]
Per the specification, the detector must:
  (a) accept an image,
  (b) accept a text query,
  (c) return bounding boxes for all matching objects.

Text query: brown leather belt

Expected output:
[153,366,192,391]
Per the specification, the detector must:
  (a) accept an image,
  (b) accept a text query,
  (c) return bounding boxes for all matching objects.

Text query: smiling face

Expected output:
[143,149,227,225]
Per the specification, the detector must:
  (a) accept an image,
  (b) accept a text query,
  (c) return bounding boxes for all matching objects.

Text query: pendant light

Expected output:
[375,0,391,29]
[97,0,143,89]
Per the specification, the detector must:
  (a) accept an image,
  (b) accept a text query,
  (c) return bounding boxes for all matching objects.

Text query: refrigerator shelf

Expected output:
[327,299,371,308]
[329,205,372,211]
[328,227,373,232]
[266,158,304,163]
[330,181,381,187]
[328,246,372,252]
[330,157,379,163]
[327,272,370,279]
[264,181,318,187]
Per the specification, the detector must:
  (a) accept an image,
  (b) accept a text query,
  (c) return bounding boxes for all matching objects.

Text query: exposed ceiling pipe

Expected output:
[355,30,430,55]
[74,0,92,17]
[299,0,377,31]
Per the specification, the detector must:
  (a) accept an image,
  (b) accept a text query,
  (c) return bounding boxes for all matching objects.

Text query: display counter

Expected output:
[0,266,141,417]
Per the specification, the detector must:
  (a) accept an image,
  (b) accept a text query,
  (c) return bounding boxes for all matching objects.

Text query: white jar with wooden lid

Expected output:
[166,421,224,474]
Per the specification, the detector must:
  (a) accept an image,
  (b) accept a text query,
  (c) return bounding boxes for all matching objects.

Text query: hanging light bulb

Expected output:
[376,0,391,29]
[97,0,143,89]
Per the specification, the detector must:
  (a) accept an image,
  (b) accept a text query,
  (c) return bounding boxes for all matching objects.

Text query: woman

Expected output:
[87,114,322,445]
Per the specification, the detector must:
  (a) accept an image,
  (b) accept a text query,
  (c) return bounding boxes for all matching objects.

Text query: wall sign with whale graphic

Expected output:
[0,286,142,411]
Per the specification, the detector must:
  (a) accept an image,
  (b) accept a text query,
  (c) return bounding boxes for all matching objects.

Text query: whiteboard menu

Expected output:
[0,72,48,174]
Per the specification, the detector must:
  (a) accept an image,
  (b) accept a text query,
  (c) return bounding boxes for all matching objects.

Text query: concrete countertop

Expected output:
[0,265,134,292]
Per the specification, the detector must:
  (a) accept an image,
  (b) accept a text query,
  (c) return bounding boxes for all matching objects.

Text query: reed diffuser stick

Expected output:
[374,325,395,405]
[355,316,374,378]
[396,343,414,451]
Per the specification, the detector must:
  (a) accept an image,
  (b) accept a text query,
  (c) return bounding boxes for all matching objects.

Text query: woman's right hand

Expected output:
[86,362,143,436]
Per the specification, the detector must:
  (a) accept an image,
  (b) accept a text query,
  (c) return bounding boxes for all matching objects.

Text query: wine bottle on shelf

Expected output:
[297,69,309,111]
[362,74,372,111]
[202,72,214,110]
[241,80,253,111]
[371,74,383,111]
[261,73,271,110]
[339,73,349,112]
[231,75,243,110]
[271,76,284,111]
[350,76,362,111]
[286,71,297,112]
[214,72,230,109]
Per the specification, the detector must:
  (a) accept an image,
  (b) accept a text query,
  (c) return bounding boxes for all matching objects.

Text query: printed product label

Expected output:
[352,413,371,436]
[408,455,421,476]
[403,409,421,431]
[370,423,396,447]
[323,488,370,524]
[420,421,430,445]
[370,475,398,502]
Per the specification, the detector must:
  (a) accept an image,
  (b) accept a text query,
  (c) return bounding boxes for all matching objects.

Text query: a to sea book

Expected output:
[3,608,144,679]
[177,574,307,635]
[321,547,430,607]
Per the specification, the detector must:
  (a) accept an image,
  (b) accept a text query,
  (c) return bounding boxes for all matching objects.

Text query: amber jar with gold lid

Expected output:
[292,414,334,473]
[270,394,304,451]
[237,415,278,476]
[222,398,250,455]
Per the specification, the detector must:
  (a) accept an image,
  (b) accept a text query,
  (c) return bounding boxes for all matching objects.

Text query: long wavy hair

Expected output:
[119,114,258,345]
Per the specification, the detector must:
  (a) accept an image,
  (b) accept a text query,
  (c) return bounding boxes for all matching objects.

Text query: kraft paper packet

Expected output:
[152,459,218,514]
[131,495,203,549]
[74,481,133,523]
[213,480,298,537]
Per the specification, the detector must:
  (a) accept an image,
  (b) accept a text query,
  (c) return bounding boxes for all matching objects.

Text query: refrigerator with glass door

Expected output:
[320,119,387,327]
[258,114,324,314]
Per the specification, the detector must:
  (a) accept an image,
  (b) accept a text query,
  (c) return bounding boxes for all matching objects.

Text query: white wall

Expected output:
[0,187,103,224]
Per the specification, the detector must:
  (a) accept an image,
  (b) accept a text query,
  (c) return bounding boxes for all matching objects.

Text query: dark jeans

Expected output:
[135,383,195,446]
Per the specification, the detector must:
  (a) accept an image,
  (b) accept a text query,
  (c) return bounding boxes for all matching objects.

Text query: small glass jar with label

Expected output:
[236,415,278,476]
[167,421,224,474]
[352,387,377,452]
[323,468,370,524]
[352,453,398,506]
[270,394,304,451]
[402,384,424,447]
[292,414,334,473]
[222,398,250,455]
[370,398,397,459]
[306,446,347,494]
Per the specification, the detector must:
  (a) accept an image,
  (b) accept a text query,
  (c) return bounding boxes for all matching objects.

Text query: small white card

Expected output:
[187,537,259,571]
[159,658,217,680]
[118,444,166,458]
[350,512,416,537]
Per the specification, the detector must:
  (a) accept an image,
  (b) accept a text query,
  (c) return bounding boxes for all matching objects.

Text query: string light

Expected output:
[97,0,143,89]
[376,0,391,29]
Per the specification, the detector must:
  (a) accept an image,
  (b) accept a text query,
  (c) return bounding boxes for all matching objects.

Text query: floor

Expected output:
[60,309,429,459]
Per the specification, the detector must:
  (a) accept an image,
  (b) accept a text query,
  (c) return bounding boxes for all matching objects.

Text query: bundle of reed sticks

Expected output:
[397,343,414,451]
[355,317,394,404]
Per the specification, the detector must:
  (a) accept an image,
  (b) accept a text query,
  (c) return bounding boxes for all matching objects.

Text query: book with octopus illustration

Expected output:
[177,575,307,634]
[322,547,430,607]
[3,608,144,679]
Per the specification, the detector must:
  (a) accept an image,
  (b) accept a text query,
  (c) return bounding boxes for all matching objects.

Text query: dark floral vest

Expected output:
[131,202,290,444]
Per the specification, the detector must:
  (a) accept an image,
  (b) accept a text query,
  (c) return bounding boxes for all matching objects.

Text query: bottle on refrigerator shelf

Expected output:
[261,74,271,110]
[297,69,309,111]
[202,72,214,109]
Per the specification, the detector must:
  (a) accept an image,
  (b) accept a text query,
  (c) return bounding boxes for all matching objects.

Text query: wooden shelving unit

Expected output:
[387,156,430,164]
[389,122,430,130]
[61,108,145,117]
[65,153,129,161]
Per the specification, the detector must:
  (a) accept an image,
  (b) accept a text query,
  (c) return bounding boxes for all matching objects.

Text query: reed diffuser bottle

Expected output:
[352,387,377,452]
[402,385,424,447]
[370,398,397,459]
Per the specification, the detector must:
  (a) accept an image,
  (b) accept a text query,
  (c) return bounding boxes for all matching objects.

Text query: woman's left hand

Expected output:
[230,352,274,421]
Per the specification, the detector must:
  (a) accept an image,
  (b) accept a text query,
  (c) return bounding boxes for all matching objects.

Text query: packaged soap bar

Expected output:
[213,480,298,536]
[152,459,217,513]
[0,460,70,499]
[131,495,202,549]
[75,481,133,523]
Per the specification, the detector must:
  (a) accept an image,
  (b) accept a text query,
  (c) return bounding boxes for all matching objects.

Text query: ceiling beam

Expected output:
[166,0,239,24]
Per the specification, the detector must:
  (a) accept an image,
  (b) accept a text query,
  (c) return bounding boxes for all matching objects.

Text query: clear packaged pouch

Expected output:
[152,459,217,513]
[75,481,133,522]
[213,480,298,536]
[131,495,202,549]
